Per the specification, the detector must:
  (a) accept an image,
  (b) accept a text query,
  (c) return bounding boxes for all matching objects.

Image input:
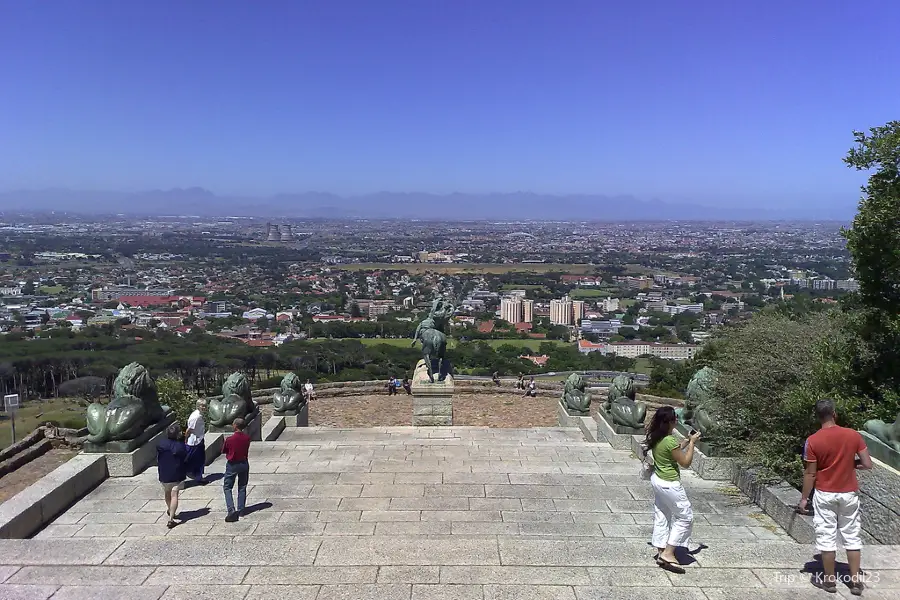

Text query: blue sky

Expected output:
[1,0,897,211]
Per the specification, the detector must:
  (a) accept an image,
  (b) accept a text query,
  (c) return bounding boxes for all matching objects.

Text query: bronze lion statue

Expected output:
[677,366,719,436]
[86,362,166,443]
[208,372,256,427]
[273,372,306,414]
[561,373,592,414]
[603,373,646,429]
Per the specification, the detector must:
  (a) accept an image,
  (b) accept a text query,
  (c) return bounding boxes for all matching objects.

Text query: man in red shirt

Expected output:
[799,399,873,595]
[221,418,252,522]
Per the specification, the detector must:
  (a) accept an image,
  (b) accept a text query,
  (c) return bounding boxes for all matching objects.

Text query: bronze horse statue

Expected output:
[411,297,455,383]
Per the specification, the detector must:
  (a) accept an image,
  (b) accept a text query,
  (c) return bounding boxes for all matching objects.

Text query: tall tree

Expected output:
[842,121,900,406]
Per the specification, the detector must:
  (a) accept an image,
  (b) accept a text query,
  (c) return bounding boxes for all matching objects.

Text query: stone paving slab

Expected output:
[2,427,899,599]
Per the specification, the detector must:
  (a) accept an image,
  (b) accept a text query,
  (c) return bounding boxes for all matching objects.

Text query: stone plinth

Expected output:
[858,455,900,544]
[595,408,643,450]
[83,411,176,477]
[262,417,286,441]
[278,403,308,427]
[861,431,900,470]
[208,410,262,442]
[411,359,453,426]
[673,423,733,480]
[0,454,107,539]
[556,402,598,442]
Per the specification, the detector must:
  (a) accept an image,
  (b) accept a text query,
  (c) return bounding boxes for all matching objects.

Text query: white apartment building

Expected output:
[661,303,704,315]
[601,297,620,313]
[550,296,574,325]
[572,300,585,324]
[577,339,698,361]
[0,287,22,296]
[500,297,524,324]
[522,299,533,323]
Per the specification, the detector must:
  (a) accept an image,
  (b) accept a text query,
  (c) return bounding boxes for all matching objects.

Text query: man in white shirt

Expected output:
[304,379,315,401]
[185,398,206,484]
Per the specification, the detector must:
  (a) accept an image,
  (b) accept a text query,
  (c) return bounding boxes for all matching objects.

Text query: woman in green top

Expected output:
[643,406,701,573]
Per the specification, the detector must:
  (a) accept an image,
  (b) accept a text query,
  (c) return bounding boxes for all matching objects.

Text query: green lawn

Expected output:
[0,398,85,448]
[39,285,66,295]
[308,337,429,348]
[481,339,567,351]
[632,358,654,375]
[306,337,569,352]
[569,288,607,298]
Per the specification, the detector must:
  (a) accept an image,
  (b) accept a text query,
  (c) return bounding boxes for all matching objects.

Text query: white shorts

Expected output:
[812,490,862,552]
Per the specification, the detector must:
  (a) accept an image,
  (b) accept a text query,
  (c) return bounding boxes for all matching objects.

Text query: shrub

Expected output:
[707,309,868,485]
[156,376,196,427]
[255,375,283,390]
[58,376,106,402]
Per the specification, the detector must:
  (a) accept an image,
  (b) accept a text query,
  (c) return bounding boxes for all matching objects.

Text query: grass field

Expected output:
[482,339,566,351]
[0,398,85,448]
[306,338,568,352]
[336,263,599,275]
[308,337,418,348]
[38,285,66,295]
[633,358,654,375]
[569,288,608,298]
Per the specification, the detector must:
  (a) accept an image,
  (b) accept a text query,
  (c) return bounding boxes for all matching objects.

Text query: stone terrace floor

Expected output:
[1,426,899,599]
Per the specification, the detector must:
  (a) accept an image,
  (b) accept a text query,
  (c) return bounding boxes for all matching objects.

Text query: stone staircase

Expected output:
[1,426,898,599]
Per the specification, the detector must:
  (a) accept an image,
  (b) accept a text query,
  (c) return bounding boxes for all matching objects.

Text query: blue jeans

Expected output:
[223,460,249,514]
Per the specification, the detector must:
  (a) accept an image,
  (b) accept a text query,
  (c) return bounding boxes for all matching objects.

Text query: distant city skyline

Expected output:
[1,1,898,214]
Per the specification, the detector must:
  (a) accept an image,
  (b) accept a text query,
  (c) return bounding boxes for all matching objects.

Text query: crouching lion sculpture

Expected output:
[87,362,166,443]
[273,372,306,415]
[603,374,647,429]
[208,372,257,427]
[561,373,592,414]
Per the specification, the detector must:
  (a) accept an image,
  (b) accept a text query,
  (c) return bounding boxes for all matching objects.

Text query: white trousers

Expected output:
[650,473,694,548]
[812,490,862,552]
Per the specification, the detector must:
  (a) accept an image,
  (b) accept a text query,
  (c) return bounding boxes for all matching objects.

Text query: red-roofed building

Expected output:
[477,320,495,334]
[514,322,533,332]
[158,317,184,328]
[578,339,608,353]
[312,314,350,323]
[520,354,549,366]
[119,295,178,308]
[246,339,276,347]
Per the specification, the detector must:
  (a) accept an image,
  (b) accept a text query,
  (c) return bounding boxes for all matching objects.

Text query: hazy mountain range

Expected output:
[0,188,854,220]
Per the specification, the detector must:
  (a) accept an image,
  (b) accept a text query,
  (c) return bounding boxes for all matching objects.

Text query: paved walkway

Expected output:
[1,427,898,599]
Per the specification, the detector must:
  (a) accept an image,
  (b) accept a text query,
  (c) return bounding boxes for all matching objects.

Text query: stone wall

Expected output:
[857,458,900,544]
[241,379,564,404]
[0,426,85,479]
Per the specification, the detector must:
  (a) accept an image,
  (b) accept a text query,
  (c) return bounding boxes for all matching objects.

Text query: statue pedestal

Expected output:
[276,403,309,427]
[557,402,598,442]
[595,408,642,450]
[861,431,900,471]
[83,411,177,477]
[411,359,453,426]
[208,410,263,442]
[673,422,732,480]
